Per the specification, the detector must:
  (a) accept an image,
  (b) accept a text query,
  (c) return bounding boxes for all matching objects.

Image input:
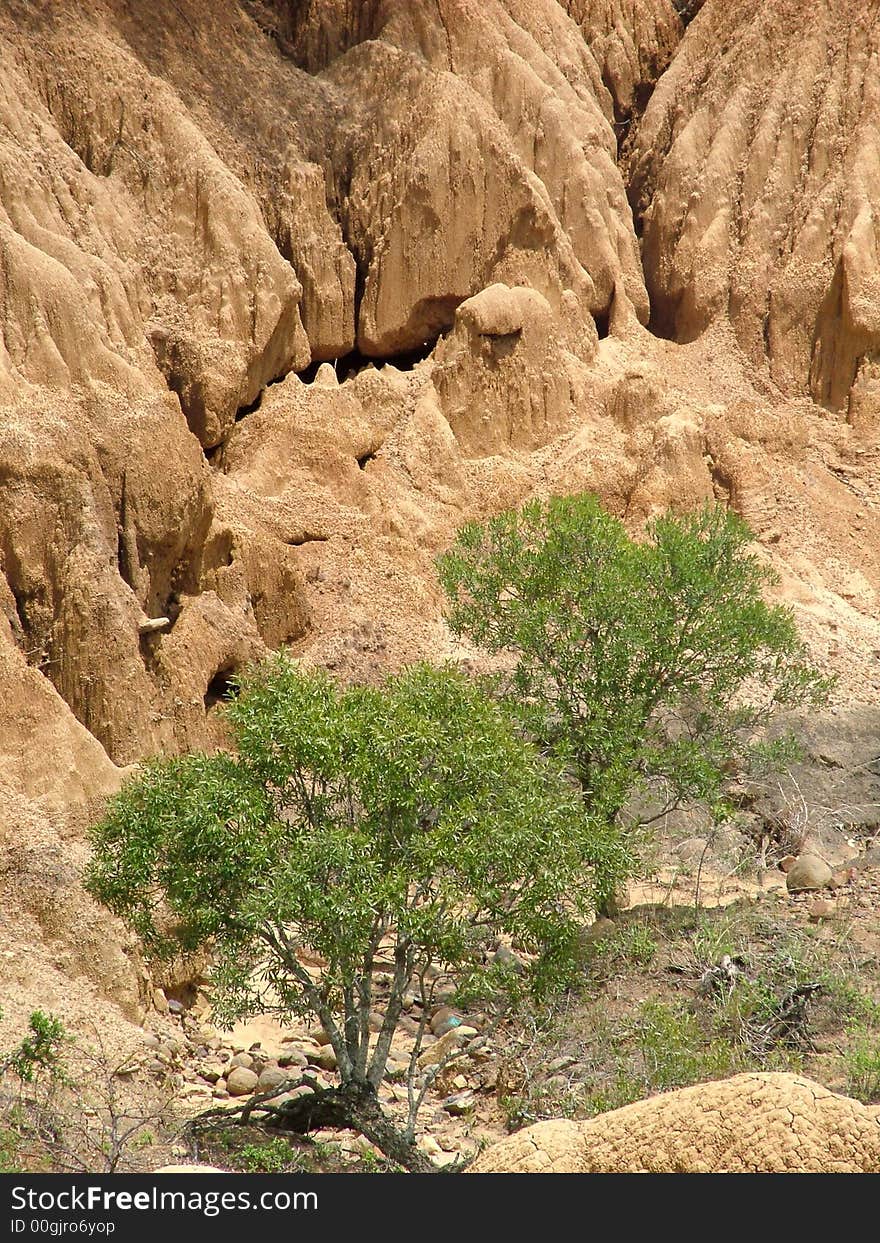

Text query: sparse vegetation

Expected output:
[494,896,880,1131]
[0,1013,178,1174]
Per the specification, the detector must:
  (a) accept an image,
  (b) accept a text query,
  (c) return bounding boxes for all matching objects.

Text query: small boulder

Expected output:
[431,1007,463,1037]
[257,1066,289,1094]
[808,898,835,922]
[443,1090,476,1116]
[307,1046,337,1072]
[492,945,525,973]
[278,1049,308,1069]
[786,853,834,892]
[226,1066,259,1097]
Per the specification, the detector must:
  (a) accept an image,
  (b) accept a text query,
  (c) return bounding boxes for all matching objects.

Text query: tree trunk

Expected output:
[259,1080,440,1173]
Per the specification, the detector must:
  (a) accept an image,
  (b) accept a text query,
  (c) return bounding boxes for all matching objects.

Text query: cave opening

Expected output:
[296,335,444,386]
[204,665,240,711]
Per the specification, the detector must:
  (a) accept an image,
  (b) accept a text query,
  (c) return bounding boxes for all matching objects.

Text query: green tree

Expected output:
[86,658,608,1171]
[438,495,830,905]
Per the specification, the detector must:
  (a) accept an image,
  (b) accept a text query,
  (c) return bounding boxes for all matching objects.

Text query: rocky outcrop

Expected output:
[471,1073,880,1172]
[564,1,683,125]
[1,0,880,1051]
[630,0,880,425]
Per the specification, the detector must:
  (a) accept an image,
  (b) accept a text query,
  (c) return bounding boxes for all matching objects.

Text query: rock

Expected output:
[152,990,169,1015]
[257,1066,289,1094]
[301,1071,332,1092]
[430,1007,464,1037]
[226,1066,259,1097]
[831,866,858,889]
[545,1075,570,1093]
[229,1052,254,1071]
[307,1047,337,1072]
[278,1050,309,1069]
[471,1074,880,1172]
[603,887,630,917]
[281,1085,316,1103]
[674,837,709,867]
[383,1059,408,1082]
[808,899,835,922]
[786,854,834,893]
[179,1083,212,1101]
[418,1028,470,1071]
[166,999,185,1016]
[491,944,526,973]
[580,916,616,947]
[443,1090,476,1116]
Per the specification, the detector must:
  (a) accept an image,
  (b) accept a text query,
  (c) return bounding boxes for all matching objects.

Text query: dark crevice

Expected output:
[672,0,707,26]
[296,336,442,386]
[356,450,376,470]
[162,590,184,628]
[204,441,226,469]
[7,581,31,652]
[235,369,289,423]
[235,390,264,420]
[593,310,611,341]
[204,665,240,712]
[646,300,680,341]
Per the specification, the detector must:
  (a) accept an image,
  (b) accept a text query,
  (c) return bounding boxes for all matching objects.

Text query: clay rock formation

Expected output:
[564,1,683,125]
[630,0,880,427]
[1,0,880,1050]
[471,1073,880,1172]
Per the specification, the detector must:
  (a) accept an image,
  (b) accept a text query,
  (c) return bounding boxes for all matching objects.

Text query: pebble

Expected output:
[808,898,835,922]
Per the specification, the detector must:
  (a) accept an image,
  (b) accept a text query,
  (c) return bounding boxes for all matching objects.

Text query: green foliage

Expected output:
[86,659,608,1124]
[0,1127,19,1173]
[844,1033,880,1103]
[438,495,830,895]
[1,1010,67,1084]
[235,1137,306,1174]
[626,1000,738,1092]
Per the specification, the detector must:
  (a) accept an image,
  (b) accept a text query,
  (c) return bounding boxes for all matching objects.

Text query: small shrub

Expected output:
[236,1138,306,1174]
[843,1034,880,1104]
